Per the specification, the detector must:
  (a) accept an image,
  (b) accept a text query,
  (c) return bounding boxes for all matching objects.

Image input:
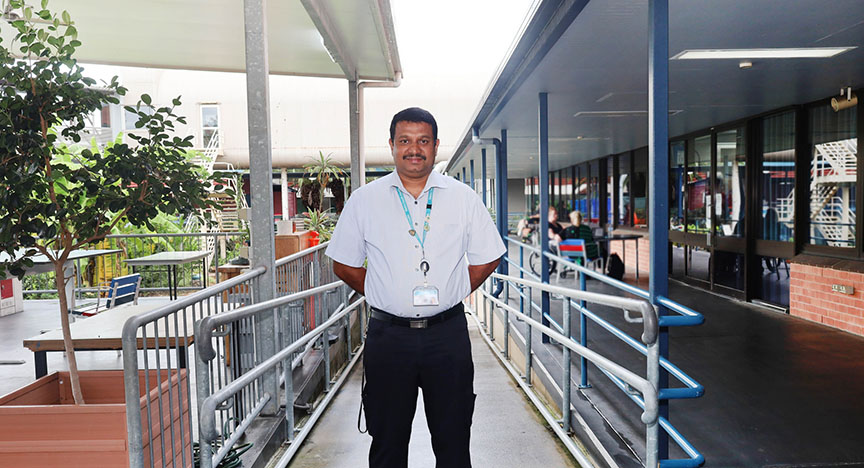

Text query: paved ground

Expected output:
[288,318,579,468]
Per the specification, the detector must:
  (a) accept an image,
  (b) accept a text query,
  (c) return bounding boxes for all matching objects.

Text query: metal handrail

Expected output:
[492,273,658,346]
[122,265,267,468]
[479,273,660,468]
[502,236,704,467]
[196,281,363,467]
[274,240,329,267]
[121,267,265,336]
[506,236,704,327]
[196,281,340,362]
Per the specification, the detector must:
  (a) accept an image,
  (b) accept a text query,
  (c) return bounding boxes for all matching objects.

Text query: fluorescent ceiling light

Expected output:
[574,110,682,117]
[672,47,855,60]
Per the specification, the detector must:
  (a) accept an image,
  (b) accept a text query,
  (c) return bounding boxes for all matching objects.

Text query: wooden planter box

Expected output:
[0,369,191,468]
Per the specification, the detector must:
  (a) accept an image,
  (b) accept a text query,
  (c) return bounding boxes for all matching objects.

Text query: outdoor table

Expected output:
[597,234,644,279]
[22,302,195,379]
[125,251,211,300]
[0,248,122,312]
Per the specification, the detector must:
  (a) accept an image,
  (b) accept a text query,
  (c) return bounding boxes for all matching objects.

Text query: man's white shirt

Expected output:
[325,171,506,318]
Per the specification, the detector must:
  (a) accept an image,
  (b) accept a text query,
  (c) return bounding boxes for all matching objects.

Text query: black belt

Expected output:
[370,303,463,329]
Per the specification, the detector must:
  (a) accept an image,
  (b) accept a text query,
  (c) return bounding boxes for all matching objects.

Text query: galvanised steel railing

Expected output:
[195,281,364,468]
[471,272,660,467]
[273,243,340,376]
[502,236,705,467]
[121,265,264,468]
[21,232,245,298]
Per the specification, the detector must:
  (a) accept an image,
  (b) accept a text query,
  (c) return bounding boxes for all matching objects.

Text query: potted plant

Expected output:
[0,0,216,411]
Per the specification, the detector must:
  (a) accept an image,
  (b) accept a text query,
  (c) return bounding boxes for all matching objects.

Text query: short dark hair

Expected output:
[389,107,438,141]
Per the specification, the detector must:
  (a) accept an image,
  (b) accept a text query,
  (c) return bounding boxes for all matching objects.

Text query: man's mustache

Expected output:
[402,154,426,160]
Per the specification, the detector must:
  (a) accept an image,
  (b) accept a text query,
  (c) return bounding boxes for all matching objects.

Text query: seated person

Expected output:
[562,210,601,260]
[549,207,565,242]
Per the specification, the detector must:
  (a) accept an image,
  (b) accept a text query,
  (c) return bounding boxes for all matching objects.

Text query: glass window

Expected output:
[687,136,711,234]
[589,160,600,225]
[670,141,686,231]
[686,245,710,282]
[757,256,790,307]
[671,243,686,277]
[201,104,220,149]
[618,153,630,226]
[716,128,746,237]
[124,104,154,130]
[761,112,796,242]
[633,148,648,227]
[809,103,857,248]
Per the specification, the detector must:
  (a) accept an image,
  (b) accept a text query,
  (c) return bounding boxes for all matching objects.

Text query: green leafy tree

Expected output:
[0,0,217,404]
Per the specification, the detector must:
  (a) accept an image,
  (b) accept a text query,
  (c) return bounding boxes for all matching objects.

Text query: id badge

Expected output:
[413,285,439,306]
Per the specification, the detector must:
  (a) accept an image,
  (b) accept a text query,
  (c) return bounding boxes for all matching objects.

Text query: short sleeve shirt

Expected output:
[325,171,506,318]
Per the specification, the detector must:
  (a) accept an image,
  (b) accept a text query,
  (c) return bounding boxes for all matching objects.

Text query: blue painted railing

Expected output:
[502,237,705,467]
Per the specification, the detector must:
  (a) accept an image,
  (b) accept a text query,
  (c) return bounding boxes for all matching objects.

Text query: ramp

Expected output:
[287,316,578,468]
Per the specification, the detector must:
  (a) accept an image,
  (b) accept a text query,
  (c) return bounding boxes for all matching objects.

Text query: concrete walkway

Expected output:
[288,317,578,468]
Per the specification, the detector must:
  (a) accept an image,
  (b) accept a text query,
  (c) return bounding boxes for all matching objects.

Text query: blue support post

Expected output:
[579,272,589,388]
[481,148,488,207]
[649,0,670,460]
[500,129,509,277]
[462,167,467,184]
[538,93,551,343]
[470,159,475,193]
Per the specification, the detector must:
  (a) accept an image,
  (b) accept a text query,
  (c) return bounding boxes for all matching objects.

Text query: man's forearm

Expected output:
[468,258,501,292]
[333,261,366,296]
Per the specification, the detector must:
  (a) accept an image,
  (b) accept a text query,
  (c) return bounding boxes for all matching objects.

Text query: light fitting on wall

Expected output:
[738,61,753,69]
[831,87,857,112]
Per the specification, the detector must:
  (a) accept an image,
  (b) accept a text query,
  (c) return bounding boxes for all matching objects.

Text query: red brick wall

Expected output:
[608,235,651,279]
[789,263,864,337]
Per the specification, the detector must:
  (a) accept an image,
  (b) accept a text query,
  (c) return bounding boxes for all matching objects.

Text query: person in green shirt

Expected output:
[562,210,600,261]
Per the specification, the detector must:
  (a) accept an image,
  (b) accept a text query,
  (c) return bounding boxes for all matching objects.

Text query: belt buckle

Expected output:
[409,319,428,329]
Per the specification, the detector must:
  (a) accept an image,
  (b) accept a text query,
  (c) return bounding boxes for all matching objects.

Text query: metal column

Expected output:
[470,159,475,193]
[481,148,488,206]
[242,0,278,414]
[463,167,467,184]
[538,93,551,341]
[648,0,670,460]
[500,129,509,276]
[281,168,289,220]
[349,80,362,192]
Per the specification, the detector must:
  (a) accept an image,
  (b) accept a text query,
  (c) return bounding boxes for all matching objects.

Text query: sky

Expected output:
[371,0,537,153]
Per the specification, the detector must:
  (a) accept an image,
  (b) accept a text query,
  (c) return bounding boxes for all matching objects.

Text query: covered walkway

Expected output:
[515,271,864,467]
[286,317,578,468]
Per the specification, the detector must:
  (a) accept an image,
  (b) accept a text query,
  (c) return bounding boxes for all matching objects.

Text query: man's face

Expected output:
[389,121,439,181]
[549,209,558,223]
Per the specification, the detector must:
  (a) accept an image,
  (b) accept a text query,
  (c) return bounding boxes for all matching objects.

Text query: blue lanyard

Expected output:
[396,187,434,251]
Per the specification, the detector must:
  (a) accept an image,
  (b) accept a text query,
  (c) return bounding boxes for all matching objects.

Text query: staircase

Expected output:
[184,129,248,263]
[777,138,856,246]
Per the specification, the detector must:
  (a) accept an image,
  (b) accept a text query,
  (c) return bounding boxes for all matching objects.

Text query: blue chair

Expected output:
[557,239,604,279]
[70,273,141,320]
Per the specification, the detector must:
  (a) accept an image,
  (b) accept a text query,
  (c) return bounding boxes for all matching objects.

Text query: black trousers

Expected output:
[363,304,475,468]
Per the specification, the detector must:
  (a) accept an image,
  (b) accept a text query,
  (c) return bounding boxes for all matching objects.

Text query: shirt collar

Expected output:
[388,170,448,196]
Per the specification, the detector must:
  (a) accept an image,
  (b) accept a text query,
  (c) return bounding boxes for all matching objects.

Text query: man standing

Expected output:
[326,107,505,468]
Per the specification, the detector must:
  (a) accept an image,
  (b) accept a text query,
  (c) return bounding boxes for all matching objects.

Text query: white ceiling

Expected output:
[2,0,400,80]
[455,0,864,178]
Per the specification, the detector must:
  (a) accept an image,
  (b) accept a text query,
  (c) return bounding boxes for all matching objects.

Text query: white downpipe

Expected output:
[358,71,402,187]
